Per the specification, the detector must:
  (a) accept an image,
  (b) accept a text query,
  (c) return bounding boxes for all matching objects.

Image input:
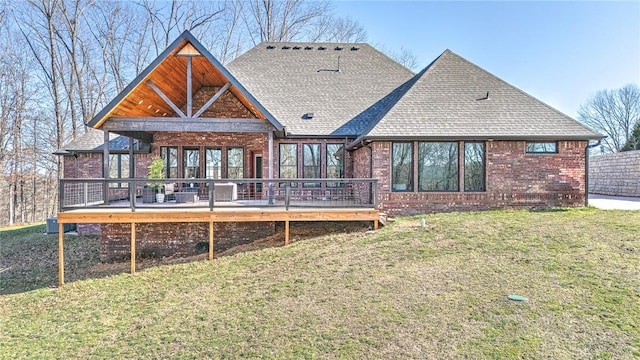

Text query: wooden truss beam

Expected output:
[103,117,275,133]
[146,80,187,118]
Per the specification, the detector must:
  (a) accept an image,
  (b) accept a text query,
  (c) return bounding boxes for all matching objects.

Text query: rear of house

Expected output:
[56,31,601,261]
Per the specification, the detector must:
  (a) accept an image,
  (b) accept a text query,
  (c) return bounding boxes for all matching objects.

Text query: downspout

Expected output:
[585,138,603,206]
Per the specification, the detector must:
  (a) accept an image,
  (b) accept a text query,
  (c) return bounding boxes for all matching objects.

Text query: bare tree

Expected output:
[622,121,640,151]
[307,14,367,43]
[376,44,419,72]
[578,84,640,153]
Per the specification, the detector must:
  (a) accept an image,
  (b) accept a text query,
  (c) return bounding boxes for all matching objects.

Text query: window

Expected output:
[227,148,244,179]
[279,144,298,180]
[392,142,413,191]
[160,147,178,178]
[526,142,557,153]
[464,142,485,192]
[108,154,130,188]
[326,144,344,187]
[205,148,222,179]
[303,144,321,187]
[183,148,200,179]
[418,142,458,192]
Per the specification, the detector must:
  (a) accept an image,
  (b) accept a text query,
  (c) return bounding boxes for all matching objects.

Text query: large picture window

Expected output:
[227,148,244,179]
[418,142,459,191]
[160,146,178,178]
[303,144,321,187]
[464,142,485,192]
[205,148,222,179]
[108,154,130,188]
[392,142,413,191]
[279,144,298,180]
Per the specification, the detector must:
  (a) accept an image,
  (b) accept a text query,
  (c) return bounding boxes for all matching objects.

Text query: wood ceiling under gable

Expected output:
[107,39,263,120]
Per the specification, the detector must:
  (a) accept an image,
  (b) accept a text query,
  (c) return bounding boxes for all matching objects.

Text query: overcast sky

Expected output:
[333,1,640,118]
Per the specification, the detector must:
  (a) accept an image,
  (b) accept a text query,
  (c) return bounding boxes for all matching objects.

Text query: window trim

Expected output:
[463,141,486,192]
[302,143,321,187]
[226,147,244,179]
[107,153,131,188]
[525,141,558,154]
[279,143,298,186]
[205,147,222,179]
[391,142,414,192]
[417,141,460,192]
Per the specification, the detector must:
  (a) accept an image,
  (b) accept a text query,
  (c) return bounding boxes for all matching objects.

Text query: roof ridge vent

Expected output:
[304,46,314,50]
[266,45,275,49]
[334,46,343,51]
[318,46,327,50]
[292,46,301,50]
[282,45,291,50]
[350,46,359,51]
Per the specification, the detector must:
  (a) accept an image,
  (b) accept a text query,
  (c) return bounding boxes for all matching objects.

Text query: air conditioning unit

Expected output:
[46,218,76,234]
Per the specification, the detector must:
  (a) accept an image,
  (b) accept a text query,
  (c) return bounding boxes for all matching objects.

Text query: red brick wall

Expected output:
[187,86,256,119]
[100,221,275,262]
[371,140,587,215]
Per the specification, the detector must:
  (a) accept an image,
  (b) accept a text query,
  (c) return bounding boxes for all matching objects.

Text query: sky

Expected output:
[333,1,640,118]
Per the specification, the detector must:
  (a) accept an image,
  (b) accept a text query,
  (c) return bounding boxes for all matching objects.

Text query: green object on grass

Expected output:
[508,295,528,301]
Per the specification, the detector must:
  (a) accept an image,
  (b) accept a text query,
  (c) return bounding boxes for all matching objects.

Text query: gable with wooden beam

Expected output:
[87,30,284,138]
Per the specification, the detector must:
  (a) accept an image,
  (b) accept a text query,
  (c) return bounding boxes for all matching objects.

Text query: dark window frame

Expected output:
[226,147,244,179]
[463,142,486,192]
[525,141,558,154]
[391,142,414,192]
[205,147,222,179]
[107,153,131,188]
[417,141,460,192]
[302,143,321,187]
[279,143,298,187]
[160,146,178,178]
[326,143,345,187]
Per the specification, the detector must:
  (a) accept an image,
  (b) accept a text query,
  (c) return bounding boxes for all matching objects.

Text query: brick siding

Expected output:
[373,140,587,215]
[100,221,275,262]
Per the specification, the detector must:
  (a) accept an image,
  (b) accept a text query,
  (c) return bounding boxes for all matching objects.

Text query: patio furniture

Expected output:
[214,183,237,201]
[175,192,198,203]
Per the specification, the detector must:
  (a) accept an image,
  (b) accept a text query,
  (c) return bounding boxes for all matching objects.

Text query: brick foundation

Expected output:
[100,221,275,262]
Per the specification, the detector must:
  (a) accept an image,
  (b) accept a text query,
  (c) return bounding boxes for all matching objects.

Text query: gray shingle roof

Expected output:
[227,42,414,136]
[360,50,601,140]
[60,128,150,153]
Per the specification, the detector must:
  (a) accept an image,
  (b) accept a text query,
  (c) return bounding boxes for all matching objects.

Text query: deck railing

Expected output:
[58,178,378,211]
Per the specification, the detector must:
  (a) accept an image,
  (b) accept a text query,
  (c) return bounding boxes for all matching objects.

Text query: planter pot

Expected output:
[143,188,156,203]
[156,193,165,203]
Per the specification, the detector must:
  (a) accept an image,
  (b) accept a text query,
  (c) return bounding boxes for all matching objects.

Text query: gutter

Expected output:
[585,137,605,206]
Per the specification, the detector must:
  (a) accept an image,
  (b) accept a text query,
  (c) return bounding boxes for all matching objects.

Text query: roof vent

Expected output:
[302,112,314,119]
[350,46,360,51]
[266,45,275,49]
[282,45,291,50]
[304,46,314,50]
[293,46,301,50]
[476,91,490,101]
[318,46,327,50]
[334,46,343,51]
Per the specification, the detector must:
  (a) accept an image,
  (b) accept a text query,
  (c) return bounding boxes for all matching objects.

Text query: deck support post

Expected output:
[131,222,136,274]
[58,223,64,286]
[285,220,290,246]
[374,219,379,231]
[209,221,214,260]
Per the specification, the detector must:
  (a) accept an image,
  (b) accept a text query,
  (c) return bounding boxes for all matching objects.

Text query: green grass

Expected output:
[1,208,639,358]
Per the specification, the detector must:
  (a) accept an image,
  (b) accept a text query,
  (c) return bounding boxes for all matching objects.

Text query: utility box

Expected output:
[46,218,76,234]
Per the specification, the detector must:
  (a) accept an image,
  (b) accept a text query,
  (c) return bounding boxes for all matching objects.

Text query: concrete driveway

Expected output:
[588,194,640,210]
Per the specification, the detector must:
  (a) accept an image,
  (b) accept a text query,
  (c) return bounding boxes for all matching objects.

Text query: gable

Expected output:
[88,31,283,136]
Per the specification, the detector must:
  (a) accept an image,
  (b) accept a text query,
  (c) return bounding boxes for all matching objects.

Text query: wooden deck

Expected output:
[56,207,380,286]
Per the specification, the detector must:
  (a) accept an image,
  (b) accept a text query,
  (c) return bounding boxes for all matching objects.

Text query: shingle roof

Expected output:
[359,50,601,141]
[60,128,150,153]
[227,42,414,136]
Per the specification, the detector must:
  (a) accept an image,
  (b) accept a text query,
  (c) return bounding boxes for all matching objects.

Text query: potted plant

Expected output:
[146,157,166,203]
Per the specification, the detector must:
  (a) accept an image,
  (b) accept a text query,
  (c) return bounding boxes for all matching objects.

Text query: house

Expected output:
[56,31,601,267]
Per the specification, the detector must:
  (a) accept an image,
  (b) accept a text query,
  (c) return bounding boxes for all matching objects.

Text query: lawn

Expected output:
[1,208,638,358]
